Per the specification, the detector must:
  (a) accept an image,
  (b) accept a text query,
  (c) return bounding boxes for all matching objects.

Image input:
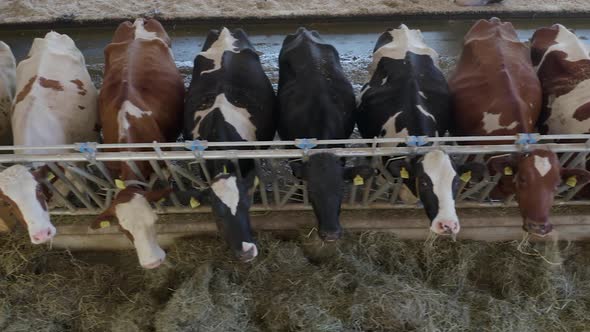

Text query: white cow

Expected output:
[0,41,15,145]
[2,31,98,244]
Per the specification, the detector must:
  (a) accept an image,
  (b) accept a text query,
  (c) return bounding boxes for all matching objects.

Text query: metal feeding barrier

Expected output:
[1,133,590,216]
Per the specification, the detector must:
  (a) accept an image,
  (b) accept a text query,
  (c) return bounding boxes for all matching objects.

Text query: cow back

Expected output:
[531,24,590,134]
[357,25,450,143]
[449,18,541,137]
[100,19,184,180]
[12,32,98,154]
[0,42,15,146]
[184,28,276,143]
[277,28,355,141]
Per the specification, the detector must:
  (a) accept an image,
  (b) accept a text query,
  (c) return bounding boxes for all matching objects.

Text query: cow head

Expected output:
[291,153,375,241]
[0,165,55,244]
[489,149,590,236]
[177,171,259,262]
[91,186,170,269]
[387,150,485,235]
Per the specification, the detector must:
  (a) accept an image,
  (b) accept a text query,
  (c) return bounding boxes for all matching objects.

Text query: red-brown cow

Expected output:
[531,24,590,135]
[449,18,590,236]
[93,18,185,269]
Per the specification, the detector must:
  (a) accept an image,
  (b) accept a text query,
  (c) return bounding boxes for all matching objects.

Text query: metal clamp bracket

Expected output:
[295,138,317,160]
[185,140,209,158]
[515,133,539,145]
[75,142,98,162]
[406,136,427,147]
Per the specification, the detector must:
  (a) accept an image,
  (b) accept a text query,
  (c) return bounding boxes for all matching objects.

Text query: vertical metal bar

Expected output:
[477,173,503,202]
[126,160,147,182]
[253,159,269,208]
[389,180,403,204]
[559,152,574,166]
[62,162,111,188]
[348,184,357,205]
[302,181,309,205]
[93,160,114,185]
[163,160,186,191]
[149,160,180,208]
[361,176,375,207]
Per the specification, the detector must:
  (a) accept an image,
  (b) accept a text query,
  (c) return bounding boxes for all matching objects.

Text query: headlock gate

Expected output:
[2,133,590,216]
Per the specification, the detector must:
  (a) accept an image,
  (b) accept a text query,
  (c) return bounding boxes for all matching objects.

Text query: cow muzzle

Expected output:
[523,220,553,237]
[319,230,342,242]
[30,225,57,244]
[237,242,258,262]
[431,219,461,235]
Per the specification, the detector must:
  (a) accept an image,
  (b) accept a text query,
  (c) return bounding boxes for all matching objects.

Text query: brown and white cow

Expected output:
[3,32,98,244]
[93,18,184,269]
[531,24,590,135]
[449,18,590,236]
[0,41,15,145]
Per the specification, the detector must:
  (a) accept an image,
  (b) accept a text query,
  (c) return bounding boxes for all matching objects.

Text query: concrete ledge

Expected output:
[0,1,588,28]
[49,208,590,250]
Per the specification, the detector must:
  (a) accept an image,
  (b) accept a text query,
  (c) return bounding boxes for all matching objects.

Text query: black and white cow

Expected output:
[357,25,482,236]
[278,27,374,241]
[184,28,276,261]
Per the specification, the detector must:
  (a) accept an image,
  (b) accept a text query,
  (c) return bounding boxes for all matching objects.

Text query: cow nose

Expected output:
[523,221,553,236]
[31,227,55,244]
[433,220,460,235]
[319,230,342,242]
[238,243,258,263]
[141,258,164,269]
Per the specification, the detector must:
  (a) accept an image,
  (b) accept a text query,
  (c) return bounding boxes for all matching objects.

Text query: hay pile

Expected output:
[2,230,590,331]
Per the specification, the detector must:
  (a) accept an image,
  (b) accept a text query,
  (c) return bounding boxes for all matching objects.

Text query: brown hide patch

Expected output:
[0,190,26,227]
[144,18,172,46]
[70,79,87,96]
[573,103,590,121]
[35,184,48,211]
[39,77,64,91]
[112,21,135,43]
[530,25,559,66]
[15,75,37,104]
[78,105,85,110]
[537,51,590,97]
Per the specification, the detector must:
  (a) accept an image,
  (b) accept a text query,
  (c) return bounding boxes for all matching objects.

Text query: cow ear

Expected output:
[290,161,307,180]
[561,168,590,187]
[386,159,412,178]
[488,154,517,176]
[91,205,117,230]
[144,187,172,203]
[457,162,486,182]
[343,165,376,181]
[31,166,49,183]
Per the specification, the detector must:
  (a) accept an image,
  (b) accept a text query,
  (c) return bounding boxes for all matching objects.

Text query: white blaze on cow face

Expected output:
[370,24,439,75]
[0,165,55,244]
[199,28,239,74]
[211,176,240,216]
[421,150,460,235]
[534,155,552,177]
[118,100,153,139]
[115,194,165,269]
[536,24,590,71]
[192,93,257,141]
[481,112,518,134]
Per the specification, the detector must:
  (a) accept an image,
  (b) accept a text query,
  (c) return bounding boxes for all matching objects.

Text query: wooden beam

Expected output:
[47,208,590,251]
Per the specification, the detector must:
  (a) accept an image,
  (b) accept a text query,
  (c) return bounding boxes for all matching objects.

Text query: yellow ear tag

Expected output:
[353,175,364,186]
[222,165,228,174]
[47,172,55,181]
[504,166,513,176]
[566,176,577,187]
[253,176,260,188]
[99,220,111,228]
[400,167,410,179]
[115,179,126,189]
[190,197,201,208]
[157,198,166,204]
[460,171,472,183]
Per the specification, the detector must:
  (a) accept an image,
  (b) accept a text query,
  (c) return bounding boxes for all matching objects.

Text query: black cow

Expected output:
[183,28,276,261]
[278,27,373,241]
[357,25,482,236]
